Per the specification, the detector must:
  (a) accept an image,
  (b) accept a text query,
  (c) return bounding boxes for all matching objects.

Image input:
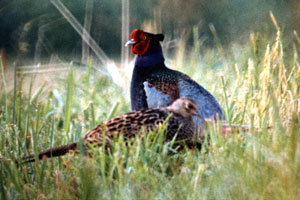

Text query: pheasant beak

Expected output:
[125,39,136,47]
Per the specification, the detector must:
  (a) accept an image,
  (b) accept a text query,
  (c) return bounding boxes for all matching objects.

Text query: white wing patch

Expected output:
[143,81,173,108]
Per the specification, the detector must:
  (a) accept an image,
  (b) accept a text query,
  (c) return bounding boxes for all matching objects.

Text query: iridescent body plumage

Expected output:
[128,29,223,129]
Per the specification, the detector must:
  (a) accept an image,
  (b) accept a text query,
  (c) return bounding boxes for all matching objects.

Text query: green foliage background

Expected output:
[0,1,300,199]
[0,0,299,61]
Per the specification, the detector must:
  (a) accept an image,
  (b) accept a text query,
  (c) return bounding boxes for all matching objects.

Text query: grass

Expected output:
[1,26,300,199]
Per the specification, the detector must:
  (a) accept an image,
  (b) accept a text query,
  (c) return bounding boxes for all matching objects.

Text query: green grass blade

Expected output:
[107,100,120,119]
[64,66,74,137]
[0,58,8,121]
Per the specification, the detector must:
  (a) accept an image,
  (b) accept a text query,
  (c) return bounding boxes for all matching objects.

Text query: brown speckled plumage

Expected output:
[22,97,199,162]
[147,79,179,101]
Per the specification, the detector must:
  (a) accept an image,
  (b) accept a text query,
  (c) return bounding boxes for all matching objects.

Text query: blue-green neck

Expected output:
[135,43,165,67]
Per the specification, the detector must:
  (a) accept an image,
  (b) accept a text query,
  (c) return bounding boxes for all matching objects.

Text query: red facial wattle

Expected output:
[130,29,151,56]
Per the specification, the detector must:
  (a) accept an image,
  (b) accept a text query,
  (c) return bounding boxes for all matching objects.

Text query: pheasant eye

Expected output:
[186,103,193,110]
[142,36,147,40]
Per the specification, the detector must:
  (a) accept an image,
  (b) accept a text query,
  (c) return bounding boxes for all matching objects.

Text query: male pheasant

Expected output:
[126,29,223,129]
[22,97,199,162]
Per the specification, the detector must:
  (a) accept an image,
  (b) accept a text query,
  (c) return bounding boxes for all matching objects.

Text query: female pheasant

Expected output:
[126,29,223,128]
[22,97,199,162]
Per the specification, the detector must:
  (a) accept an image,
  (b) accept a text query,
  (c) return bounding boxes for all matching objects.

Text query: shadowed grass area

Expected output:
[0,27,300,199]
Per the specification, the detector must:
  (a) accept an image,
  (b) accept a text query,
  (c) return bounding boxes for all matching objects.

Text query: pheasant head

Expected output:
[167,97,199,118]
[125,29,164,56]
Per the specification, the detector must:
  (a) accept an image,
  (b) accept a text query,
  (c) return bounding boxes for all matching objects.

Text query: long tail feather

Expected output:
[22,142,78,163]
